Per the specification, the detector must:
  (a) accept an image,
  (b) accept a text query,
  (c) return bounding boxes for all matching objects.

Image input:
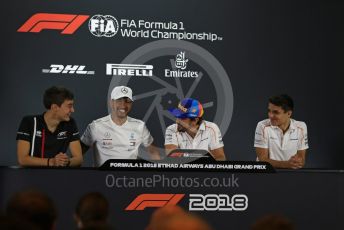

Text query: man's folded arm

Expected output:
[17,140,48,166]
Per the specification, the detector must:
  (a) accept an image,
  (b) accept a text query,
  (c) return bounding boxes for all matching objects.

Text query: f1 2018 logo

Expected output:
[125,193,248,211]
[17,13,89,34]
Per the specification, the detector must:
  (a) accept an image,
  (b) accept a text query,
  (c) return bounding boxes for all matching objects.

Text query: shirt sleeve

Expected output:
[208,123,224,150]
[16,116,32,142]
[141,123,154,147]
[164,125,178,146]
[81,122,95,146]
[254,122,268,148]
[298,122,309,150]
[69,118,80,142]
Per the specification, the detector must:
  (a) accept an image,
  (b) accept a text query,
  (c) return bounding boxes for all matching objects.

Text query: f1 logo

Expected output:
[125,194,185,211]
[17,13,89,34]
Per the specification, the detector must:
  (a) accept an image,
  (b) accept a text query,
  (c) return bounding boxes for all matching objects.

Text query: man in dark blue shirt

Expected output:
[16,86,83,167]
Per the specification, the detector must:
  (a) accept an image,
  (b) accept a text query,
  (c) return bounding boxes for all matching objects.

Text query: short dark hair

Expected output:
[268,94,294,112]
[43,86,74,109]
[75,192,109,227]
[6,190,57,230]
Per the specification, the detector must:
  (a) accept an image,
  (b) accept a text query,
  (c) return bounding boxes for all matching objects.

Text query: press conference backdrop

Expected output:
[1,0,343,167]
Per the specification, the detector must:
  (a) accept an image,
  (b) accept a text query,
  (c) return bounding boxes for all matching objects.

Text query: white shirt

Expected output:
[254,119,309,161]
[165,120,224,151]
[81,115,153,166]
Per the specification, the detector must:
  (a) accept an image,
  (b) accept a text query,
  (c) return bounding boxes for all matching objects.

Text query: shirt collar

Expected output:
[288,119,296,132]
[40,113,48,130]
[198,121,206,131]
[110,114,128,127]
[270,119,296,132]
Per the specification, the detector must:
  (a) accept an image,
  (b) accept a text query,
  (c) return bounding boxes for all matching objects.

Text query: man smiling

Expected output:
[164,98,226,161]
[81,86,160,167]
[254,94,309,169]
[16,86,83,167]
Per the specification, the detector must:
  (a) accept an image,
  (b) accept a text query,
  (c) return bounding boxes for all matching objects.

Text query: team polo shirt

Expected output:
[254,119,309,161]
[16,114,80,158]
[81,115,154,166]
[164,120,224,151]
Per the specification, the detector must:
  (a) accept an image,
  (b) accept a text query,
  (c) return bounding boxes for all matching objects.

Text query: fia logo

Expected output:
[89,15,119,37]
[175,52,188,70]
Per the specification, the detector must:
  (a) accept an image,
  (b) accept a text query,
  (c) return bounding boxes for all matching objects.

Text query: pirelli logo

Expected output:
[17,13,89,34]
[106,64,153,77]
[125,194,185,211]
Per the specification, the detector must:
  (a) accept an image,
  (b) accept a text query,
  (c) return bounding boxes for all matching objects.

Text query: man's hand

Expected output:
[51,153,70,167]
[287,155,303,169]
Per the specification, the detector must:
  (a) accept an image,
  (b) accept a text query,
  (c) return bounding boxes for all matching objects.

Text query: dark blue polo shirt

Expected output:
[16,114,80,158]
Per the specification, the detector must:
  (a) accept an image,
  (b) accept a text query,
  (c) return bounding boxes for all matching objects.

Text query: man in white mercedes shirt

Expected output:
[254,94,309,169]
[164,98,226,161]
[81,86,160,167]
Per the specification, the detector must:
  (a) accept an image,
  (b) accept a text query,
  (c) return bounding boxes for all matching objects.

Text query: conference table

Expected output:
[0,161,343,230]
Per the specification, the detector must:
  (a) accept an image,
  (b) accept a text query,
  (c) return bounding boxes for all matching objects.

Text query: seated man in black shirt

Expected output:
[16,86,83,167]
